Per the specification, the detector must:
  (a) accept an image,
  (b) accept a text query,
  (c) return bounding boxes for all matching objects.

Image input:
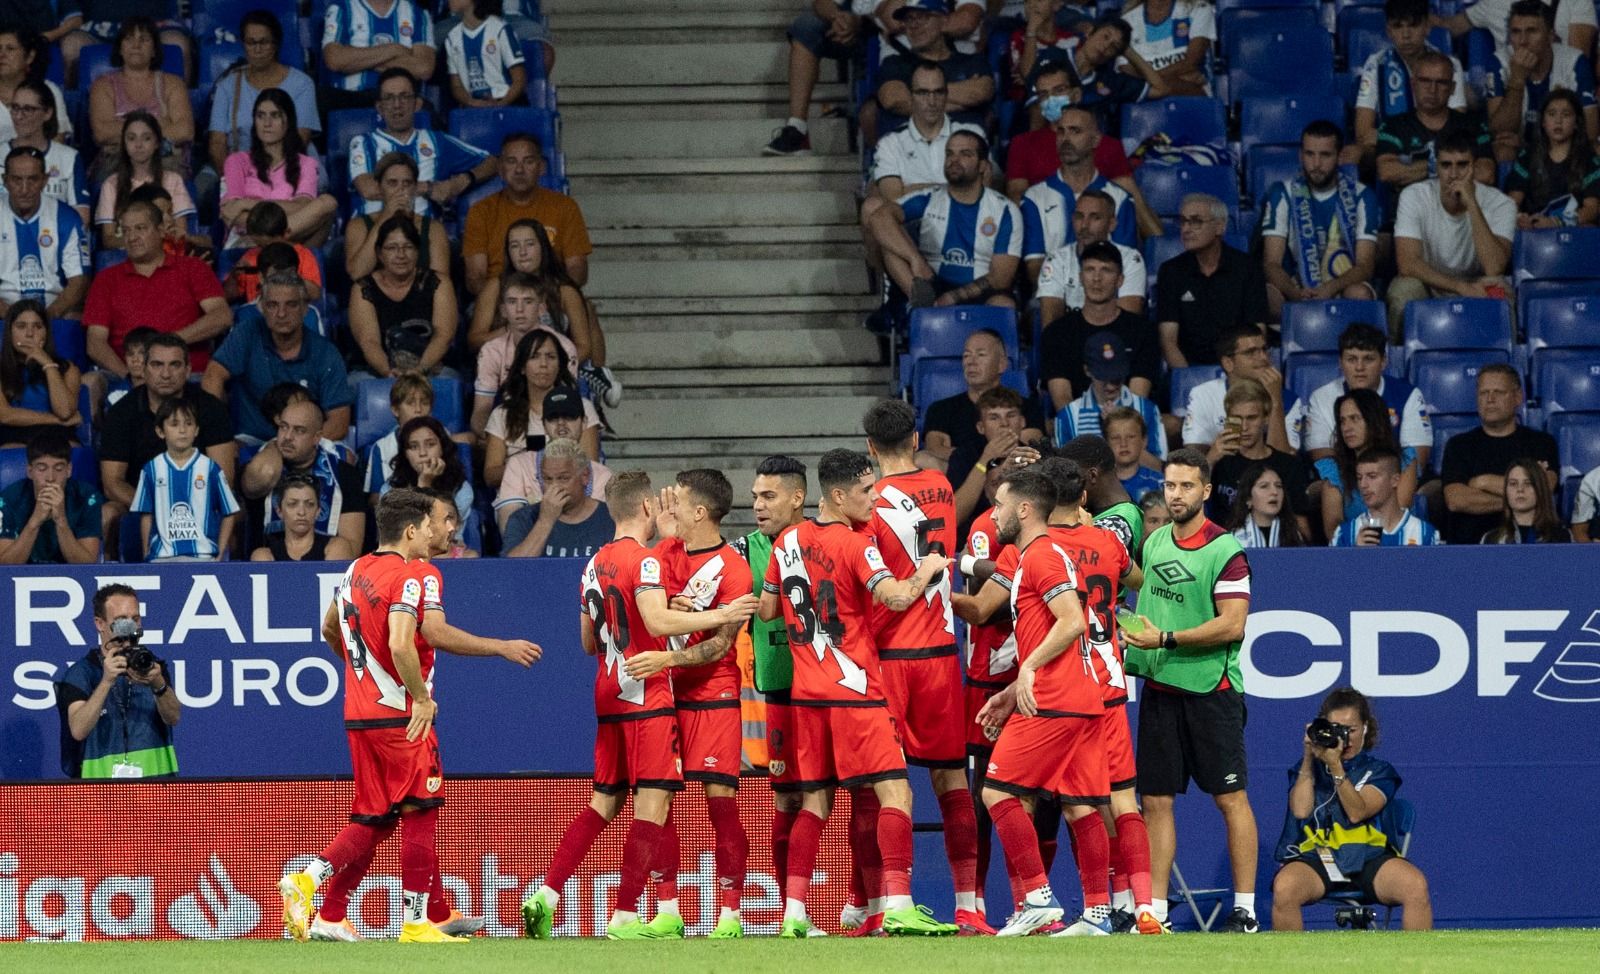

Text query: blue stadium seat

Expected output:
[1281,300,1387,359]
[77,44,185,90]
[913,360,1029,425]
[521,39,549,82]
[354,376,468,450]
[448,107,559,157]
[1411,351,1513,415]
[198,42,243,88]
[1539,353,1600,438]
[1218,8,1322,60]
[1169,365,1225,417]
[193,13,305,69]
[327,109,435,163]
[1514,227,1600,284]
[1288,354,1342,405]
[1559,418,1600,483]
[1216,0,1318,9]
[909,307,1020,366]
[1225,25,1335,102]
[1239,95,1345,155]
[452,177,506,237]
[1120,98,1227,154]
[1402,298,1514,360]
[94,249,127,273]
[1135,164,1240,219]
[51,319,88,370]
[1430,412,1478,470]
[1245,145,1297,206]
[1516,280,1600,338]
[1526,295,1600,393]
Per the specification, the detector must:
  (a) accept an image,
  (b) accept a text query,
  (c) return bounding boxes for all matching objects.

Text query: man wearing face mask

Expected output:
[54,583,181,779]
[1005,62,1134,203]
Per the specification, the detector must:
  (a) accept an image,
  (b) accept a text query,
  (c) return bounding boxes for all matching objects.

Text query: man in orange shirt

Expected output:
[463,133,592,291]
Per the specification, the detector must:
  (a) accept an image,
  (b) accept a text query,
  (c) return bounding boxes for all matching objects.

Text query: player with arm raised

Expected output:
[859,399,987,935]
[308,488,542,941]
[756,448,957,939]
[623,470,754,939]
[280,489,460,944]
[521,472,759,940]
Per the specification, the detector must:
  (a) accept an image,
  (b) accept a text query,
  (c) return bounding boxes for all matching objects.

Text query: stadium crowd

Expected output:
[0,0,1594,568]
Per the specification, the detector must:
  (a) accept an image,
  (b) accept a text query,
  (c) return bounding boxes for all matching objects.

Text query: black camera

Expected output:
[1308,716,1349,750]
[110,617,156,674]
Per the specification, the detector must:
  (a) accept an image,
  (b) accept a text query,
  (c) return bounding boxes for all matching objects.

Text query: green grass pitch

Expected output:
[9,929,1598,974]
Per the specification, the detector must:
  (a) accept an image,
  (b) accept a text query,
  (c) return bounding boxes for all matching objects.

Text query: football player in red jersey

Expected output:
[757,448,957,938]
[975,467,1118,938]
[857,399,986,935]
[522,472,759,941]
[623,470,754,939]
[279,489,459,944]
[308,490,542,942]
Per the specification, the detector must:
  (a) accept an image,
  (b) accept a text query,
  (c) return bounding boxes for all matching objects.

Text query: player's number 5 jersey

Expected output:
[869,472,957,653]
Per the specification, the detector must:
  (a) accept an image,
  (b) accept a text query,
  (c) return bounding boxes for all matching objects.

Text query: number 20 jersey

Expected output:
[763,519,895,705]
[335,551,435,726]
[582,537,675,720]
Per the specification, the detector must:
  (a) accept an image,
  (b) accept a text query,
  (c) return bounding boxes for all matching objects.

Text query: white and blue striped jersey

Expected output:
[1330,510,1442,547]
[322,0,436,92]
[0,140,88,214]
[1021,172,1137,261]
[348,126,490,216]
[0,196,88,305]
[444,15,525,100]
[1053,386,1167,456]
[131,451,241,560]
[899,187,1022,286]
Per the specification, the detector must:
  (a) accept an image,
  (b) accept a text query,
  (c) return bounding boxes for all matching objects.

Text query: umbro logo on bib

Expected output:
[1150,560,1197,586]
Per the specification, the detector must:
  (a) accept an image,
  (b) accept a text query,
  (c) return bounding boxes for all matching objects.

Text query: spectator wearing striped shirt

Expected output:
[347,68,497,219]
[321,0,437,111]
[1329,447,1442,546]
[1052,334,1165,466]
[131,397,240,561]
[443,0,528,109]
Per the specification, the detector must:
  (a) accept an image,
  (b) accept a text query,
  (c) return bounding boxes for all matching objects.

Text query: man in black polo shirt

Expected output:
[97,333,236,546]
[1440,363,1559,544]
[1374,50,1496,194]
[920,328,1047,467]
[1040,240,1161,407]
[1156,194,1269,368]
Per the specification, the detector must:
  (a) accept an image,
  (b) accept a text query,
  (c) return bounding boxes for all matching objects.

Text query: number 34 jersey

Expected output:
[582,537,675,721]
[764,519,895,706]
[334,551,437,726]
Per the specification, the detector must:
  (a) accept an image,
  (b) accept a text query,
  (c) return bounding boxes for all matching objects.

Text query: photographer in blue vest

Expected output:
[54,583,181,779]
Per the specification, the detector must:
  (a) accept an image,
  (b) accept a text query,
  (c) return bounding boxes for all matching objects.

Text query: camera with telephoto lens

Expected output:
[110,617,156,674]
[1307,716,1349,751]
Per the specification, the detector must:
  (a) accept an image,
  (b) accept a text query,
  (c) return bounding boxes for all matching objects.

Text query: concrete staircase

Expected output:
[555,0,882,528]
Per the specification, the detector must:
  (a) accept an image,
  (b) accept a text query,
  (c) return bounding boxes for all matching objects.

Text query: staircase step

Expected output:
[555,0,800,15]
[560,83,850,109]
[590,224,860,249]
[559,9,793,32]
[563,117,849,160]
[607,328,881,368]
[555,42,786,88]
[576,168,862,195]
[583,190,857,229]
[568,154,858,178]
[608,394,882,439]
[606,435,860,462]
[594,294,878,317]
[598,308,876,334]
[588,257,868,299]
[598,239,859,262]
[622,365,886,394]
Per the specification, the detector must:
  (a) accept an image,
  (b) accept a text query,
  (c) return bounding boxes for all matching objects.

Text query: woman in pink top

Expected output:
[87,18,193,173]
[220,89,337,247]
[94,111,195,249]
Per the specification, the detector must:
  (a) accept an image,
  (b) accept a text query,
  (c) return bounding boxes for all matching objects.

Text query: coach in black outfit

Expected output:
[1156,195,1269,368]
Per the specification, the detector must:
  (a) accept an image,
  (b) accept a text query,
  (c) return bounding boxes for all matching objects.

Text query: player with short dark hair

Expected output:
[281,488,457,944]
[757,448,958,938]
[621,468,755,939]
[522,473,758,940]
[857,399,985,934]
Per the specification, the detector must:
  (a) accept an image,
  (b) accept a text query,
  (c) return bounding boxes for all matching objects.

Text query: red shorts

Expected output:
[985,713,1109,805]
[677,702,741,789]
[790,703,908,790]
[1099,705,1137,792]
[964,682,1008,750]
[880,652,965,768]
[594,715,684,794]
[347,725,443,824]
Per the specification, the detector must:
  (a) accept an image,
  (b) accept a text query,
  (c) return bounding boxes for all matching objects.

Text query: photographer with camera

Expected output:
[53,584,181,779]
[1271,687,1432,930]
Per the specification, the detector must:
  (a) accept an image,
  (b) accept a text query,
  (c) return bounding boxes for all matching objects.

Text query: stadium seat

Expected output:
[1169,366,1225,417]
[1411,350,1513,415]
[1539,353,1600,438]
[198,42,243,88]
[77,44,185,90]
[448,107,559,159]
[326,109,434,164]
[1120,98,1227,154]
[1239,95,1345,156]
[1526,295,1600,393]
[1559,418,1600,483]
[1401,298,1514,360]
[1281,300,1388,359]
[51,319,88,370]
[913,360,1029,425]
[1135,164,1240,219]
[354,376,468,450]
[1516,280,1600,337]
[521,39,549,83]
[1431,413,1478,472]
[1513,227,1600,284]
[908,307,1020,366]
[1218,7,1322,64]
[1288,354,1342,405]
[1225,25,1335,101]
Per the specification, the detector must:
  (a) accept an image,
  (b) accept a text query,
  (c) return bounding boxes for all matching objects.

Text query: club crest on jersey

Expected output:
[768,760,786,776]
[485,40,496,54]
[1175,20,1190,41]
[640,557,662,585]
[193,475,205,490]
[400,21,414,38]
[864,546,887,572]
[419,143,434,158]
[402,577,423,605]
[426,775,441,793]
[979,217,997,237]
[690,577,713,598]
[38,231,52,249]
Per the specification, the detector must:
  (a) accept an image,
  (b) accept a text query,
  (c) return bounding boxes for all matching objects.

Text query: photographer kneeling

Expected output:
[54,584,181,779]
[1271,688,1432,930]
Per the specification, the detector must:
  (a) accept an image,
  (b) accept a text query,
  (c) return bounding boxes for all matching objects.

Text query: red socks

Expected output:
[617,819,665,914]
[877,805,914,898]
[400,807,438,900]
[1068,813,1111,908]
[315,823,392,923]
[991,798,1048,895]
[850,789,883,905]
[772,807,797,894]
[784,810,825,904]
[546,807,608,894]
[937,788,979,898]
[652,815,680,903]
[320,822,388,874]
[707,797,748,913]
[427,851,451,923]
[1115,811,1154,907]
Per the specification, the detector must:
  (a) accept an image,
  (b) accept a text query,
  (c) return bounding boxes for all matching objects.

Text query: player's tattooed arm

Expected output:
[874,552,954,611]
[625,621,738,678]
